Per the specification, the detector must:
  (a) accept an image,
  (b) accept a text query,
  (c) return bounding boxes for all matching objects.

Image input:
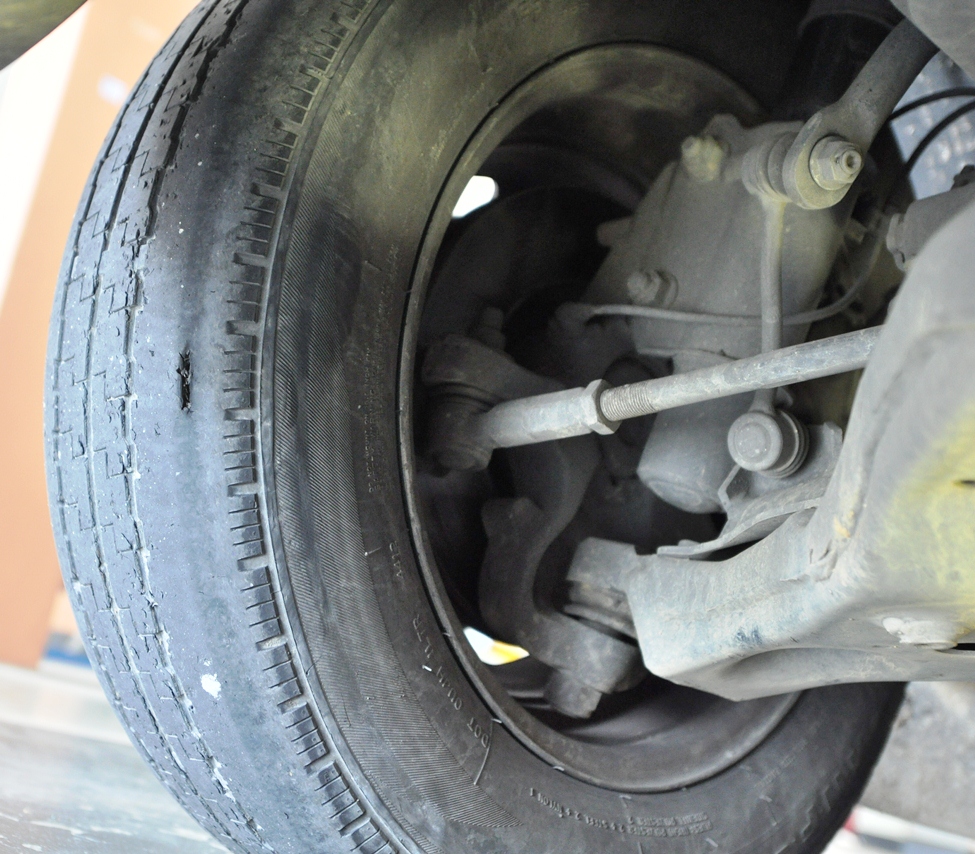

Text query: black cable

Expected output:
[888,87,975,122]
[890,99,975,199]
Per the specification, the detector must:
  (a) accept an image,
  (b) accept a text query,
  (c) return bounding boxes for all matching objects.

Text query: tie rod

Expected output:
[463,327,879,453]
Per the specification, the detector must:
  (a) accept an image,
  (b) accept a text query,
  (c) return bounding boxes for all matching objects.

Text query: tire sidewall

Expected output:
[266,2,900,853]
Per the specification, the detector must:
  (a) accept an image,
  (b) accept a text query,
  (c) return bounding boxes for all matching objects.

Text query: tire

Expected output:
[45,1,904,853]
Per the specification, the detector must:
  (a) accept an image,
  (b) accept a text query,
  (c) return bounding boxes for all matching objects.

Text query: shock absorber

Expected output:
[774,0,903,122]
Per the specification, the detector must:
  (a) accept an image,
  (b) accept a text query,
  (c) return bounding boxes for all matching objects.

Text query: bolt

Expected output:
[728,412,782,472]
[681,134,726,183]
[809,136,864,192]
[727,410,808,478]
[625,269,677,307]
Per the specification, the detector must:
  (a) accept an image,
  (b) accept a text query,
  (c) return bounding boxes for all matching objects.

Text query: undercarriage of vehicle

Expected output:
[32,0,975,851]
[417,12,975,717]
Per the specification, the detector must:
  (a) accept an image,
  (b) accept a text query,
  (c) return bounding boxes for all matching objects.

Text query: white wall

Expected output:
[0,9,88,310]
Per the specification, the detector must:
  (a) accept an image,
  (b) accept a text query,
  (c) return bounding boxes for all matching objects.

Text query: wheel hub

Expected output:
[400,44,798,791]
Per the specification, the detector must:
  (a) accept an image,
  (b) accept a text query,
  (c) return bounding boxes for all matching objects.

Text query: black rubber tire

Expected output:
[45,1,904,853]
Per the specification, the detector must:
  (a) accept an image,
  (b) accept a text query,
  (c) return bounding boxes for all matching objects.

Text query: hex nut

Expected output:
[625,269,678,307]
[728,410,808,477]
[810,135,864,192]
[681,134,726,183]
[728,411,784,472]
[584,379,620,436]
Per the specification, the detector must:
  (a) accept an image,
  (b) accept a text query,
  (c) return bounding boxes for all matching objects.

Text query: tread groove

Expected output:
[48,0,410,850]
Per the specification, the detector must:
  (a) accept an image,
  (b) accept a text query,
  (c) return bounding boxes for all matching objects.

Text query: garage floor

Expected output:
[3,662,974,854]
[0,664,228,853]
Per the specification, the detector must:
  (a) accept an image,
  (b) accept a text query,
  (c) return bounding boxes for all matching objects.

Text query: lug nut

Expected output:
[810,136,864,191]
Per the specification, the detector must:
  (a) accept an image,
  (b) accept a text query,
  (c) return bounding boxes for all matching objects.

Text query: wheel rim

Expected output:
[399,43,798,793]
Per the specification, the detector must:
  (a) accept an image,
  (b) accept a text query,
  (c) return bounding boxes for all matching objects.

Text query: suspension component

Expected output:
[727,409,809,477]
[423,327,878,469]
[746,20,936,210]
[422,331,561,471]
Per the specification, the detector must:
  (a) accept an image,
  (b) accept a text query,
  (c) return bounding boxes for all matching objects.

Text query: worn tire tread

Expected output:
[46,1,399,851]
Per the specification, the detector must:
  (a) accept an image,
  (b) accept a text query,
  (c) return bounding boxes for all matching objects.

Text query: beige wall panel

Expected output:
[0,0,198,666]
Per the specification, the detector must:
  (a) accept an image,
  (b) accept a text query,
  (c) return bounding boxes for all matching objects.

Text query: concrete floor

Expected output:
[0,664,228,854]
[2,662,974,854]
[862,683,975,844]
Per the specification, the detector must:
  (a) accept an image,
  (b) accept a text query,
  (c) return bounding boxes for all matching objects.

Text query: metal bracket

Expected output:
[778,20,936,209]
[421,333,562,471]
[564,200,975,700]
[478,438,644,718]
[659,423,842,558]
